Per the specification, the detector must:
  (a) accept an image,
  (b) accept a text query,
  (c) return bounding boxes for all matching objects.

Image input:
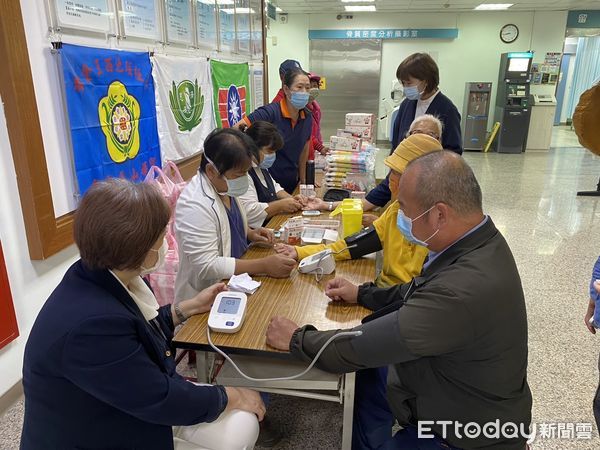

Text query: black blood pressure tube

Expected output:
[306,160,315,186]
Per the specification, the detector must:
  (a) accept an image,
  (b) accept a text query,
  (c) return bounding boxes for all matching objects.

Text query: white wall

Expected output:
[266,10,568,140]
[0,0,79,399]
[266,14,310,101]
[0,97,79,397]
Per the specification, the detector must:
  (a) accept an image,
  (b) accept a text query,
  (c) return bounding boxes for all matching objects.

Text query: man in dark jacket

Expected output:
[267,151,532,450]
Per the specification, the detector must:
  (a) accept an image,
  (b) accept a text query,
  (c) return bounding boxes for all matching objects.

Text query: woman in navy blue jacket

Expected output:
[366,53,462,208]
[21,178,263,450]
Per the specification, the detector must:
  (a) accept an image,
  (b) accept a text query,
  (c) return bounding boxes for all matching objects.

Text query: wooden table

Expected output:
[172,213,375,449]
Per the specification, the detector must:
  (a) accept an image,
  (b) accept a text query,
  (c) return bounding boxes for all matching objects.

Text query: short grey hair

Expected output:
[405,150,482,215]
[407,114,443,139]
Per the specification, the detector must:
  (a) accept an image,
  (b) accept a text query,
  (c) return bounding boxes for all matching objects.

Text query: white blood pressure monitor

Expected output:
[208,292,247,333]
[298,249,336,275]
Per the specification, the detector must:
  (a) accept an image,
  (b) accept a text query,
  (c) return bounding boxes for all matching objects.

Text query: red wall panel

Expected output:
[0,242,19,350]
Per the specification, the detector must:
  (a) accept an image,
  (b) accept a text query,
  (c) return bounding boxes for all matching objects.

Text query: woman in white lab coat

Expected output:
[174,128,296,302]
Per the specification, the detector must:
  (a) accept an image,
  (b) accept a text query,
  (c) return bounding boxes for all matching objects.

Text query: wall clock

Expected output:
[500,24,519,43]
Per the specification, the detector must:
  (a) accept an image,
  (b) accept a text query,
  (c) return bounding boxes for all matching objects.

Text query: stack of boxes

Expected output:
[343,113,375,143]
[281,216,341,245]
[324,113,378,192]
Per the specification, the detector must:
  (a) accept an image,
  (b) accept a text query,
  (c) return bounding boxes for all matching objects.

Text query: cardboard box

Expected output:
[344,125,373,141]
[281,217,340,245]
[345,113,375,127]
[330,135,362,152]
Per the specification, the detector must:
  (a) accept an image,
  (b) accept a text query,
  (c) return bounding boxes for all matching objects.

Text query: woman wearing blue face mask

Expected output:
[174,128,296,302]
[237,69,313,194]
[365,52,462,210]
[239,121,306,228]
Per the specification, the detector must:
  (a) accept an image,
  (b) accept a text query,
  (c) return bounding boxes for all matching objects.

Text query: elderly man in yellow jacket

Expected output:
[274,132,443,287]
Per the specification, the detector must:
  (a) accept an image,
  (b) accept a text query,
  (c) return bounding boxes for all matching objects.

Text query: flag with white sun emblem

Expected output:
[210,60,252,128]
[152,54,215,161]
[59,44,161,195]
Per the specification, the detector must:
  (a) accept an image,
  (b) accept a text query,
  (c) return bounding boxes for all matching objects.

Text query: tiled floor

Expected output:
[3,127,600,449]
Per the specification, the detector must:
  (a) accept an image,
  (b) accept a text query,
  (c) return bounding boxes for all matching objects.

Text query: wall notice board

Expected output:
[0,243,19,350]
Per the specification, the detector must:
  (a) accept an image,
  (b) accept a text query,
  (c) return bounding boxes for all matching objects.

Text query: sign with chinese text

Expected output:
[218,5,236,51]
[196,0,218,49]
[166,0,193,45]
[308,28,459,40]
[59,43,161,195]
[236,0,251,54]
[121,0,160,41]
[56,0,112,33]
[567,10,600,28]
[250,64,264,110]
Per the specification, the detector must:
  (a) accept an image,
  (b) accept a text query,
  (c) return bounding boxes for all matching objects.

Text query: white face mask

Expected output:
[205,154,249,197]
[140,238,167,276]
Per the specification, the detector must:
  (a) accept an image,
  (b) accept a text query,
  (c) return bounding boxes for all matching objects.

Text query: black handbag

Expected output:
[323,188,351,202]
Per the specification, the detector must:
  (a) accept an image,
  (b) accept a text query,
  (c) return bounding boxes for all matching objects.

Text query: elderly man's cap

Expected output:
[384,134,443,173]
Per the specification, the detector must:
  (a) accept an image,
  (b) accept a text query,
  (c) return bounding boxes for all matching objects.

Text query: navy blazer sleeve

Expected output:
[439,99,462,154]
[365,174,391,207]
[61,314,228,427]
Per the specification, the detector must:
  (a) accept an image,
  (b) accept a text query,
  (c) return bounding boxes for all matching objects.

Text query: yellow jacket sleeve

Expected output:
[294,239,352,261]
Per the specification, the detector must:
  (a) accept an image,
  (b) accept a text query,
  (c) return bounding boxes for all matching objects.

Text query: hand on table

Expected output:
[294,194,309,208]
[273,243,298,260]
[325,277,359,304]
[174,282,227,324]
[266,316,300,351]
[224,387,266,421]
[278,197,303,213]
[189,282,227,314]
[303,197,327,211]
[262,254,296,278]
[248,227,274,244]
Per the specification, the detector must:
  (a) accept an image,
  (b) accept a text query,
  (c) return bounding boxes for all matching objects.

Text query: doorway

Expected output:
[309,39,382,141]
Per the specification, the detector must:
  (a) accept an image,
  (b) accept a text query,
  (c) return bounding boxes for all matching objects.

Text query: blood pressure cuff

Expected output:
[345,226,383,259]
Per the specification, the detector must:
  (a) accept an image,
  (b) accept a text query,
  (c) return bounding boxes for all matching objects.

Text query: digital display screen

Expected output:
[508,58,530,72]
[217,297,241,315]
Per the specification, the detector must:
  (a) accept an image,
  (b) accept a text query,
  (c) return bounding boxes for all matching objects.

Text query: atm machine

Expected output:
[494,52,534,153]
[462,82,492,151]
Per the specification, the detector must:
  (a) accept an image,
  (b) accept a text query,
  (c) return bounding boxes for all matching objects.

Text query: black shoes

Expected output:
[256,417,285,448]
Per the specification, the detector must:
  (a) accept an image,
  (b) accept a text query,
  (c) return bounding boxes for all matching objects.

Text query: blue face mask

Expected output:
[403,85,424,101]
[396,205,439,247]
[259,152,276,170]
[224,175,249,197]
[290,91,310,109]
[205,154,249,197]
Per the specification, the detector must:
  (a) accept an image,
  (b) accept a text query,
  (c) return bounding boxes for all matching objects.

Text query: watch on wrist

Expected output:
[174,303,187,323]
